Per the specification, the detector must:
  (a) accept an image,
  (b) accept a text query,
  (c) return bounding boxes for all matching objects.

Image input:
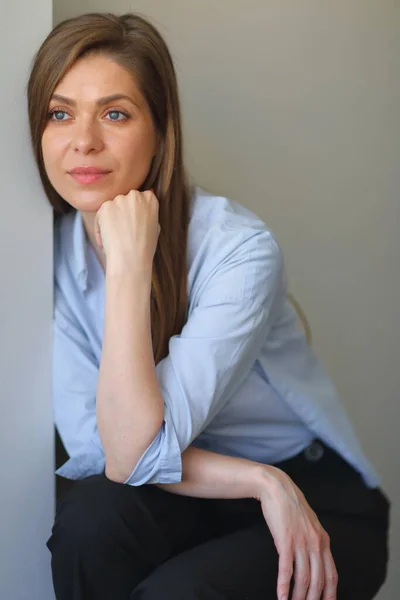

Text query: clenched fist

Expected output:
[95,189,161,275]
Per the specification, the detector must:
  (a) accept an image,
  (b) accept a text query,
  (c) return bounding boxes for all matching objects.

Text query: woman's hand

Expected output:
[257,466,338,600]
[95,189,161,274]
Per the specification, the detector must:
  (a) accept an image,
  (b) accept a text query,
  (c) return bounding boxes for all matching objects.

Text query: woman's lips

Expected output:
[70,172,110,184]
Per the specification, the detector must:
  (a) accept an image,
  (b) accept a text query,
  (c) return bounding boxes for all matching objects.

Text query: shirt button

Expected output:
[304,441,325,462]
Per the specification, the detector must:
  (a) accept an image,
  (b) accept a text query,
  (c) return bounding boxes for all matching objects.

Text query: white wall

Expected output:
[53,1,399,598]
[0,1,55,599]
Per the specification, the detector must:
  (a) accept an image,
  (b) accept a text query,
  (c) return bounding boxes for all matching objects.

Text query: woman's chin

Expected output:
[66,192,112,214]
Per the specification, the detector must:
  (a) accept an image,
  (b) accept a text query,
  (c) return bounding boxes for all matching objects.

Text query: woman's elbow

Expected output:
[103,461,126,483]
[103,422,164,484]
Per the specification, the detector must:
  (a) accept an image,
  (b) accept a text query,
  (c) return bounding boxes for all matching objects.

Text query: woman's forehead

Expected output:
[52,54,143,106]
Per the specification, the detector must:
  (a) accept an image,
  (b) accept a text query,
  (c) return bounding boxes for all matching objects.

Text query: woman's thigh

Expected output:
[54,473,214,555]
[130,520,278,600]
[48,474,218,599]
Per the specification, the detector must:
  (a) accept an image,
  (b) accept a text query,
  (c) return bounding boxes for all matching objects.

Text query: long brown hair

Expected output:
[27,12,191,365]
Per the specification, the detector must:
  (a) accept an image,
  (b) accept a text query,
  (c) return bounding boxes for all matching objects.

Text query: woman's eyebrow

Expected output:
[50,93,140,107]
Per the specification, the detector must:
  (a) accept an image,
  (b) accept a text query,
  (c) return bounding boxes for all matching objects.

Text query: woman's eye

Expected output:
[47,109,129,122]
[106,110,129,122]
[49,110,70,121]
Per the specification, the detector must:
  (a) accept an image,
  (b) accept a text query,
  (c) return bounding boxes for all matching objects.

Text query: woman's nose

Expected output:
[71,119,104,154]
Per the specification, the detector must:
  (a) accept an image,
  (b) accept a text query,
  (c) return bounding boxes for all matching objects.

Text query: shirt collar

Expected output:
[72,210,89,293]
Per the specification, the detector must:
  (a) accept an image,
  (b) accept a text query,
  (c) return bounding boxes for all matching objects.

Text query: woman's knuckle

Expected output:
[297,534,307,548]
[316,576,324,590]
[279,565,293,579]
[280,563,293,575]
[277,536,290,554]
[326,572,338,587]
[311,531,323,552]
[278,580,289,591]
[301,574,310,587]
[331,570,339,584]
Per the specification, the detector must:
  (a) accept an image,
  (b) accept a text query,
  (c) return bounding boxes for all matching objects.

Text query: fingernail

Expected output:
[281,596,287,600]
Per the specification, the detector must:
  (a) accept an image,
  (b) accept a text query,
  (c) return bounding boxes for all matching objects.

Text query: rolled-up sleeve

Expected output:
[124,228,286,485]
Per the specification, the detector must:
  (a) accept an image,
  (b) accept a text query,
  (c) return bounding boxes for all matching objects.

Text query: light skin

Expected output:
[42,53,337,600]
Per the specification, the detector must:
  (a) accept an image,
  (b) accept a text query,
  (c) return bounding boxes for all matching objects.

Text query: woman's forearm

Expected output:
[156,445,273,501]
[97,267,164,483]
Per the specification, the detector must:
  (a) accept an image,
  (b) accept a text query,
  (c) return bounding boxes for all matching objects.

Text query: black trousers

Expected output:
[47,440,390,599]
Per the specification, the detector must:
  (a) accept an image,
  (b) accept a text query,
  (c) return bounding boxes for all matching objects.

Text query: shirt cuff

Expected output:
[123,408,182,486]
[55,449,106,480]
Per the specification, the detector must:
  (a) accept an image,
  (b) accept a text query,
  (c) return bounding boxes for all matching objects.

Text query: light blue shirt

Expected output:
[53,187,380,488]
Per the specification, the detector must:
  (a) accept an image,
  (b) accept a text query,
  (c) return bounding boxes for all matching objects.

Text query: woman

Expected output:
[27,12,389,600]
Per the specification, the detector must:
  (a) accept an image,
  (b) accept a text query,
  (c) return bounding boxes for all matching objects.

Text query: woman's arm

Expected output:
[96,192,164,483]
[97,267,164,483]
[157,445,269,499]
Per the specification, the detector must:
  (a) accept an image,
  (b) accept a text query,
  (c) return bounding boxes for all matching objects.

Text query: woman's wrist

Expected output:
[252,463,284,502]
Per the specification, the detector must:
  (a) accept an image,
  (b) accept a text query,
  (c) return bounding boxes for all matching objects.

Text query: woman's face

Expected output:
[41,53,157,213]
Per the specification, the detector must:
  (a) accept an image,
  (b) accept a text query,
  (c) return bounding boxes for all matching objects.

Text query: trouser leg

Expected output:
[130,520,278,600]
